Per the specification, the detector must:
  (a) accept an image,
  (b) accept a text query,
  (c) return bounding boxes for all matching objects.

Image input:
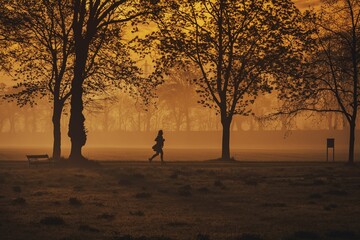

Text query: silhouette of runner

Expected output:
[149,130,165,163]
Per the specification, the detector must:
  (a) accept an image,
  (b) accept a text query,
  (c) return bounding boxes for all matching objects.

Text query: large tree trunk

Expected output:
[68,43,88,161]
[348,120,356,163]
[68,80,86,161]
[52,101,63,160]
[221,115,231,161]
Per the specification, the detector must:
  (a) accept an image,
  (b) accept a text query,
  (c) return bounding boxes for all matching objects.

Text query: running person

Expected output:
[149,130,165,163]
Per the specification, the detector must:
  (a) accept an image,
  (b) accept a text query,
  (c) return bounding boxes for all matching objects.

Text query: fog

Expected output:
[0,59,357,161]
[0,123,355,161]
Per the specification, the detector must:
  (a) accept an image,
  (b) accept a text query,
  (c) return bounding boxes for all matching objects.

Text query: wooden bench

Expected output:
[26,154,53,167]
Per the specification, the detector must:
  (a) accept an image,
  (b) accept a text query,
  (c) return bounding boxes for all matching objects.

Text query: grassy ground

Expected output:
[0,160,360,240]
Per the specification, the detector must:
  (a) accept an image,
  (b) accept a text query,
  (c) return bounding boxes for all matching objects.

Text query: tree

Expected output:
[150,0,313,160]
[3,0,74,160]
[277,0,360,163]
[0,0,21,73]
[68,0,159,161]
[158,65,198,131]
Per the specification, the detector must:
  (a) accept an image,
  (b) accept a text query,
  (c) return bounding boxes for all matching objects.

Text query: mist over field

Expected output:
[0,129,356,161]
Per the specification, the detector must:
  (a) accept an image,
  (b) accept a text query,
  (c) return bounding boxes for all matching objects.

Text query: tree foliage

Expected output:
[277,0,360,162]
[147,0,313,159]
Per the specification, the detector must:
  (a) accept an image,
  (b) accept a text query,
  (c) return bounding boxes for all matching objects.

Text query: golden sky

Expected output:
[294,0,321,9]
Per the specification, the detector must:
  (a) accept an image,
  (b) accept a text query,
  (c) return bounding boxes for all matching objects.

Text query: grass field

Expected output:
[0,160,360,240]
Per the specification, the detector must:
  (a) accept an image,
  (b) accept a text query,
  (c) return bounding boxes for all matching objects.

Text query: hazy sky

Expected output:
[294,0,321,9]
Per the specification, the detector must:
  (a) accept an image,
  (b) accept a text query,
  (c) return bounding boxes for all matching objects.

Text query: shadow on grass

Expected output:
[283,231,321,240]
[325,230,358,239]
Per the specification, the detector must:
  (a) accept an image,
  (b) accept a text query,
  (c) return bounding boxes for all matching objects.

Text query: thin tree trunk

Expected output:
[348,120,356,163]
[221,116,231,161]
[185,107,190,131]
[52,101,63,160]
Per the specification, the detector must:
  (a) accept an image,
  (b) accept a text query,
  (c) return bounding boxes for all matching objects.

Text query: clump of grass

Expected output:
[51,201,61,206]
[74,174,86,178]
[118,173,145,186]
[243,178,259,186]
[134,192,152,199]
[0,175,6,184]
[312,179,326,185]
[69,197,83,206]
[94,202,105,207]
[132,173,145,179]
[78,224,100,233]
[166,221,189,227]
[129,210,145,216]
[309,193,322,199]
[283,231,321,240]
[169,173,178,179]
[113,235,173,240]
[214,180,224,188]
[196,169,206,174]
[118,178,132,186]
[97,213,116,220]
[235,233,264,240]
[158,188,169,194]
[197,187,210,193]
[73,186,83,192]
[196,233,210,240]
[261,203,287,208]
[32,191,49,196]
[325,190,348,196]
[11,197,26,205]
[325,230,357,239]
[178,185,192,197]
[12,186,22,193]
[324,203,338,211]
[40,216,65,226]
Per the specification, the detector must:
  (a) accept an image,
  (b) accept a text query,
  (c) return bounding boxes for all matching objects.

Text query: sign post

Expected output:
[326,138,335,162]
